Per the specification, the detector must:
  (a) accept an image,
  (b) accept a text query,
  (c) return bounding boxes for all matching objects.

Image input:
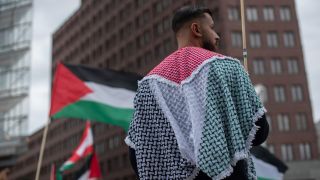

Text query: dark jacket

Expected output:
[129,114,269,179]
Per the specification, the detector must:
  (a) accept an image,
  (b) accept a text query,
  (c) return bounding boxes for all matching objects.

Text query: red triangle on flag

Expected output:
[89,152,102,179]
[49,63,92,116]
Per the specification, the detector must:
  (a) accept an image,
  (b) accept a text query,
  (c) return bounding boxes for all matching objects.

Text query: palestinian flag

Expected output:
[251,146,288,180]
[50,63,142,131]
[75,153,102,180]
[60,122,94,171]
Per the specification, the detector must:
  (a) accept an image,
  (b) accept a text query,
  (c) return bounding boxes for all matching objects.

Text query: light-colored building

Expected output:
[0,0,32,169]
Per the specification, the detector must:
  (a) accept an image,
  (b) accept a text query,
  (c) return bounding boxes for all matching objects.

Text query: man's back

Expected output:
[126,47,268,179]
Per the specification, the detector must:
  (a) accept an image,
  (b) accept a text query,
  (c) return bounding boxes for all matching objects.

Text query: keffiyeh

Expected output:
[125,47,266,179]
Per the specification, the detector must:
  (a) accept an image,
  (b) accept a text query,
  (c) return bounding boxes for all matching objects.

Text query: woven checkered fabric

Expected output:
[126,47,265,179]
[127,80,196,179]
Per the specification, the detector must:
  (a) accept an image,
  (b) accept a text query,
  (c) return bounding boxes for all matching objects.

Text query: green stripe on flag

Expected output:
[258,177,273,180]
[52,100,134,131]
[60,163,74,172]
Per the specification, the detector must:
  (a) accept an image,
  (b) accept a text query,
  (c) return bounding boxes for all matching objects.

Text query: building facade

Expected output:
[9,0,318,179]
[52,0,318,162]
[0,0,32,170]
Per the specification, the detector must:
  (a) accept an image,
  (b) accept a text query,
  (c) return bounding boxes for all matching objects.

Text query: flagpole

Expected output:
[240,0,248,72]
[35,121,50,180]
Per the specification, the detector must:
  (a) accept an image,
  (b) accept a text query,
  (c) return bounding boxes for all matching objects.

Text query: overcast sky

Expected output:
[28,0,320,134]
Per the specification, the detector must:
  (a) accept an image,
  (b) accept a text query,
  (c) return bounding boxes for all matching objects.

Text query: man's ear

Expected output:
[190,23,202,37]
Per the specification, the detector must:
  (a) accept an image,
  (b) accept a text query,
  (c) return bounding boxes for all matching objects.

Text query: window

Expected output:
[267,32,279,48]
[154,22,163,36]
[95,142,106,154]
[228,7,240,21]
[283,32,295,47]
[154,16,171,36]
[231,32,242,48]
[266,115,272,132]
[144,10,150,22]
[113,135,120,148]
[136,10,150,28]
[296,113,307,131]
[246,7,258,22]
[268,144,275,154]
[253,59,265,75]
[287,59,299,74]
[136,30,151,48]
[291,85,303,102]
[299,143,311,160]
[277,114,290,131]
[274,86,286,103]
[108,137,114,150]
[249,32,261,48]
[155,43,165,59]
[263,6,275,21]
[270,59,282,74]
[153,0,172,15]
[281,144,293,161]
[164,38,172,54]
[280,6,291,21]
[163,16,171,31]
[108,136,121,150]
[135,0,146,8]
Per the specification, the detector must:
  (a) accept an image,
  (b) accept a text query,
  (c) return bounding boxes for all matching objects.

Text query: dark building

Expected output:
[9,0,318,179]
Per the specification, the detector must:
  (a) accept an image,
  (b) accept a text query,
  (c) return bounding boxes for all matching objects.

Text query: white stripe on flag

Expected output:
[253,156,284,180]
[78,170,89,180]
[82,82,135,109]
[76,127,93,156]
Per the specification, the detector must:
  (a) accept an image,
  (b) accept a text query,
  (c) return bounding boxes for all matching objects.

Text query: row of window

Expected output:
[95,135,122,154]
[252,58,299,75]
[232,31,296,48]
[268,143,312,161]
[64,15,172,66]
[267,113,308,132]
[228,6,292,22]
[257,85,304,103]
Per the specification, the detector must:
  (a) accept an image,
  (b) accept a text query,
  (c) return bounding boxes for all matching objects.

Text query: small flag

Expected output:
[60,122,93,171]
[251,146,288,180]
[75,153,102,180]
[50,63,141,131]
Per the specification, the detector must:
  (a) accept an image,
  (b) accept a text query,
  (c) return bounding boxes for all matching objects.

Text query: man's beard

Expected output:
[202,39,218,52]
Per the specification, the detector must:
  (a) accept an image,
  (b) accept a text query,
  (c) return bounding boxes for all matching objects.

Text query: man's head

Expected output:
[172,6,220,52]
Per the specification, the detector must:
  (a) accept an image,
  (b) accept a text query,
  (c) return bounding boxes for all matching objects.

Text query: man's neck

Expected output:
[177,39,201,49]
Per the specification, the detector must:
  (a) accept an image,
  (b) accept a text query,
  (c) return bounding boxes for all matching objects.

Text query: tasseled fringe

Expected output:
[188,107,266,180]
[124,136,136,149]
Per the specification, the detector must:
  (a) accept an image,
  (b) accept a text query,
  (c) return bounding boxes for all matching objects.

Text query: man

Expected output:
[125,6,269,180]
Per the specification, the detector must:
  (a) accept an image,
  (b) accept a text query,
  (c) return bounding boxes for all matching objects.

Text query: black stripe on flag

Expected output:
[64,63,142,91]
[251,146,288,173]
[75,155,92,179]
